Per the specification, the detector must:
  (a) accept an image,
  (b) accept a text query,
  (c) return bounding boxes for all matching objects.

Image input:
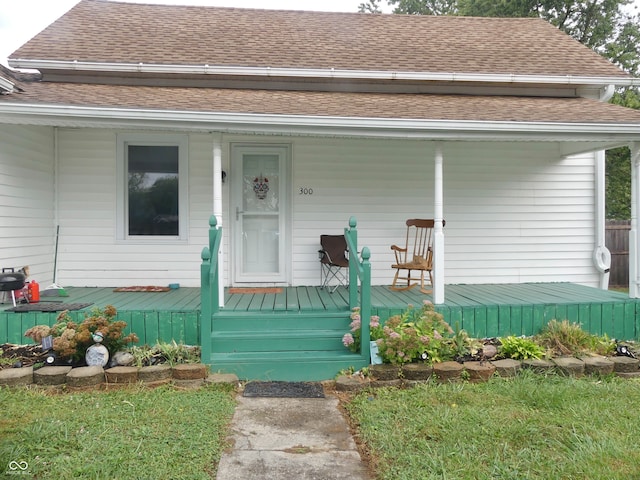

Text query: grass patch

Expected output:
[0,384,236,479]
[345,372,640,479]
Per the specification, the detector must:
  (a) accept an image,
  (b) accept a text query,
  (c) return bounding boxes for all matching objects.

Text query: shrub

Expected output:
[25,305,138,361]
[536,319,616,357]
[377,301,459,365]
[536,319,591,356]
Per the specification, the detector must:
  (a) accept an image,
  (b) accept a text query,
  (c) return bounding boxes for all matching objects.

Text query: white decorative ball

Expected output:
[85,344,109,367]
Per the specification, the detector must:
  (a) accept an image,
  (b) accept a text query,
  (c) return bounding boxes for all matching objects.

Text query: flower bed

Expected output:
[0,305,213,390]
[343,301,638,380]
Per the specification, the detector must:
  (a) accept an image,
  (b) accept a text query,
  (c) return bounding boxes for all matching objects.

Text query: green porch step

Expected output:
[207,311,367,381]
[211,311,351,331]
[208,351,369,382]
[212,330,346,352]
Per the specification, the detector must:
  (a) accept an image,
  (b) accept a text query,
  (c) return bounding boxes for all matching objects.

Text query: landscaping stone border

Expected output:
[0,363,239,390]
[2,355,638,392]
[335,356,640,393]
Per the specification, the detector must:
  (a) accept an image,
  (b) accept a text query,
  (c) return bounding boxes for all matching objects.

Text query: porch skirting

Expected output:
[1,283,638,346]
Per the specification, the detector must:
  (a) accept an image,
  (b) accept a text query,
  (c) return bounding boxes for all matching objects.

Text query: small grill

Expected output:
[0,270,26,307]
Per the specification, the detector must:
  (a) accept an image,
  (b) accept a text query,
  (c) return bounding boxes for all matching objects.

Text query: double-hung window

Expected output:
[117,134,188,241]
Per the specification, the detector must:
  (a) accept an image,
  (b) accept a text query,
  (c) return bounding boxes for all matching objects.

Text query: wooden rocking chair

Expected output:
[390,219,443,294]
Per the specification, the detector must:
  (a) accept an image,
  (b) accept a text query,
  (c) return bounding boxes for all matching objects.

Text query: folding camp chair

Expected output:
[319,234,349,293]
[390,219,444,294]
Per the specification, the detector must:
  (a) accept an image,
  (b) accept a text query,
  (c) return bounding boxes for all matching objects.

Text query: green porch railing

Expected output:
[344,216,372,362]
[200,215,222,363]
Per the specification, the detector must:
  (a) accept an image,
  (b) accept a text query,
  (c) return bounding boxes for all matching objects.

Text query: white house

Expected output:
[1,0,640,304]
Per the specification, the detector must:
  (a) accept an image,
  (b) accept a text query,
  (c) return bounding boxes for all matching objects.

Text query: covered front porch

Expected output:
[2,282,636,345]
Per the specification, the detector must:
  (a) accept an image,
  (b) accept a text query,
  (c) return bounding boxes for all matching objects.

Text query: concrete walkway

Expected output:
[216,394,371,479]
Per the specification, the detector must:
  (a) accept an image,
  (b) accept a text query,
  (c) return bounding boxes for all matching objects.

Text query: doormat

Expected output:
[113,286,171,292]
[243,381,325,398]
[228,287,283,294]
[7,302,93,312]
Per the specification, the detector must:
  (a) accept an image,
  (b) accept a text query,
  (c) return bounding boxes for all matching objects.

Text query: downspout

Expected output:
[433,143,445,304]
[630,142,640,298]
[593,85,614,290]
[212,132,224,307]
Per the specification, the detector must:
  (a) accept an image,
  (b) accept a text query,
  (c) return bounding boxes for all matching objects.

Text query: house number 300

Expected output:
[298,187,314,195]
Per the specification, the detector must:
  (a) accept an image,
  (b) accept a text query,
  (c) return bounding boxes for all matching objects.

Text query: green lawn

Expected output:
[0,384,236,479]
[346,371,640,480]
[4,372,640,479]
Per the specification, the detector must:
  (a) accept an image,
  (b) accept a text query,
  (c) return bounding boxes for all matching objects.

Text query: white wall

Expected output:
[51,130,599,288]
[0,125,56,284]
[55,130,218,287]
[288,138,597,287]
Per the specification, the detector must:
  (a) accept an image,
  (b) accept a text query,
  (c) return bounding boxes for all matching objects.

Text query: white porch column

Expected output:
[630,142,640,298]
[213,132,224,307]
[433,143,445,304]
[593,150,611,290]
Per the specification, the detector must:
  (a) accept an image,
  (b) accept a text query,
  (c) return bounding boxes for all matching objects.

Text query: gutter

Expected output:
[0,75,14,94]
[8,59,639,88]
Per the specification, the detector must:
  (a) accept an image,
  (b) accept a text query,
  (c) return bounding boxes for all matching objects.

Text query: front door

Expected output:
[232,144,290,284]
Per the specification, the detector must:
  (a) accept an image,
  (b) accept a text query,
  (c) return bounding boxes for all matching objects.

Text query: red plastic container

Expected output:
[28,280,40,303]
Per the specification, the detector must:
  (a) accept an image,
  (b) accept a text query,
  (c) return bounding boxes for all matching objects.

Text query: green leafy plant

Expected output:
[341,307,384,353]
[0,349,15,367]
[338,366,356,377]
[156,340,200,366]
[130,342,200,367]
[499,336,545,360]
[450,322,483,361]
[586,333,616,356]
[129,344,158,368]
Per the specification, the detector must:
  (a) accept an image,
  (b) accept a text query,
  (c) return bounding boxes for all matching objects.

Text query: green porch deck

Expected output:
[1,283,638,345]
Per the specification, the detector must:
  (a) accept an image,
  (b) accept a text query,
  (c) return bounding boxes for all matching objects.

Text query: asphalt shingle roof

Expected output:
[11,0,628,78]
[4,0,638,127]
[5,81,640,124]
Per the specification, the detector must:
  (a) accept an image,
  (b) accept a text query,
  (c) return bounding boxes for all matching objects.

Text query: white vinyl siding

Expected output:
[0,125,55,282]
[55,130,213,287]
[288,137,597,287]
[49,131,598,288]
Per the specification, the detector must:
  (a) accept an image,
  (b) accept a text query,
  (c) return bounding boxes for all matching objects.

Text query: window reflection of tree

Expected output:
[128,172,179,235]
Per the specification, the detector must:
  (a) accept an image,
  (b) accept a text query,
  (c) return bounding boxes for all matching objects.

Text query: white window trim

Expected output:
[116,133,189,242]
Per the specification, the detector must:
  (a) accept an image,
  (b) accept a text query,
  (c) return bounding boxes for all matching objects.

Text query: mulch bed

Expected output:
[0,343,48,370]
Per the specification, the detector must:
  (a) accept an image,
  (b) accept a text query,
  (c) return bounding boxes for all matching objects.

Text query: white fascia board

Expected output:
[0,102,639,142]
[8,58,640,87]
